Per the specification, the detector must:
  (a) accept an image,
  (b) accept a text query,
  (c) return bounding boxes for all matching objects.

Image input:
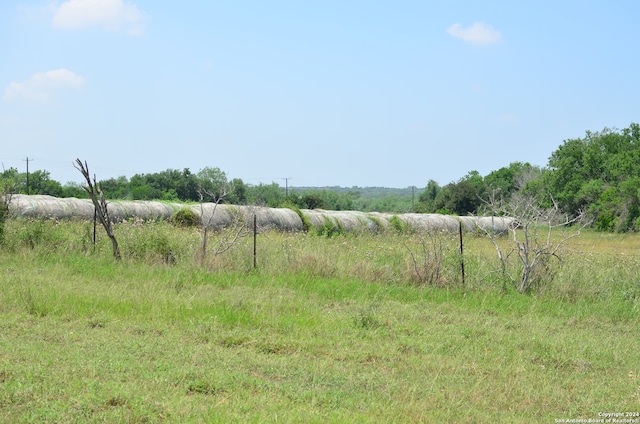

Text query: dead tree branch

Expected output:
[74,159,121,260]
[198,186,251,262]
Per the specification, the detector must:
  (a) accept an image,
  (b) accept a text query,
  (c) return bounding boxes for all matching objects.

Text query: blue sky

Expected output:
[1,1,638,188]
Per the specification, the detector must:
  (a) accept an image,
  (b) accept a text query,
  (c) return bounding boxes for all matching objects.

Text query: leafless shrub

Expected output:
[198,186,252,263]
[481,192,589,293]
[405,230,454,286]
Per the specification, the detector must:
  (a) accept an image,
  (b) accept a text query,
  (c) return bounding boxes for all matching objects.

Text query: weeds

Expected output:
[316,216,345,237]
[405,230,454,286]
[124,221,176,264]
[389,215,409,234]
[353,304,382,329]
[20,287,50,317]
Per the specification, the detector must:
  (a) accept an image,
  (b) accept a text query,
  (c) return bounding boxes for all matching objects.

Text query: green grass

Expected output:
[1,218,640,422]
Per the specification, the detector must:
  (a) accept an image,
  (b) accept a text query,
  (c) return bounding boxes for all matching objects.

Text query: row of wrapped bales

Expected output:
[303,209,381,232]
[10,194,182,221]
[460,216,515,234]
[304,210,514,233]
[9,195,515,233]
[9,195,304,231]
[192,203,302,232]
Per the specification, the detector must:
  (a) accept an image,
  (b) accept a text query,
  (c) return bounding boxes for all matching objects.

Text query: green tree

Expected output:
[301,192,325,209]
[547,137,588,213]
[0,168,63,196]
[0,168,20,192]
[142,168,199,201]
[130,184,161,200]
[416,179,441,212]
[175,168,199,201]
[247,183,284,207]
[434,171,485,215]
[196,167,228,200]
[62,182,90,198]
[228,178,248,205]
[98,176,130,199]
[484,162,539,197]
[546,123,640,231]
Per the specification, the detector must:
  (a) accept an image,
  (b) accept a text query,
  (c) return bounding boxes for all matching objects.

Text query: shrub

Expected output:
[315,217,345,237]
[287,206,312,232]
[405,231,455,286]
[169,208,200,228]
[122,222,179,264]
[389,215,409,234]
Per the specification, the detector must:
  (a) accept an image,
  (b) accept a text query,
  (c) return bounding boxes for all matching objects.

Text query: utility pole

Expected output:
[412,186,415,212]
[24,157,33,195]
[282,177,292,197]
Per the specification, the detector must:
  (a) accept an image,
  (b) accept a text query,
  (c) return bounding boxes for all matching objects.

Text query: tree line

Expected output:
[0,166,364,211]
[2,122,639,231]
[416,123,640,232]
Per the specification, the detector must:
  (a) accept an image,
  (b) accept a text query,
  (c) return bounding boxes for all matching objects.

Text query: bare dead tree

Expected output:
[74,159,121,260]
[481,192,588,293]
[198,185,252,263]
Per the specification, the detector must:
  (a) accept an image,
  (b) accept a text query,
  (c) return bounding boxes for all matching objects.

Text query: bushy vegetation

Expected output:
[545,124,640,231]
[0,167,70,197]
[415,123,640,233]
[168,207,200,228]
[0,217,639,422]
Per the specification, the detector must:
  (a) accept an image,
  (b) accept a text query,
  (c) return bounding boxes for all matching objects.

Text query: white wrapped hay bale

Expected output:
[107,201,182,221]
[255,207,302,232]
[11,194,95,219]
[301,209,381,232]
[460,215,515,234]
[397,213,461,232]
[191,204,303,232]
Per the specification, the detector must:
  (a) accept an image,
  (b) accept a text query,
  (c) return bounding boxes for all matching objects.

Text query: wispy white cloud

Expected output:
[446,22,502,46]
[3,69,85,102]
[52,0,146,36]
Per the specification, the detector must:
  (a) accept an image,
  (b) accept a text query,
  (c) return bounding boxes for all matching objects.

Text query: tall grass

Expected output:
[1,218,639,422]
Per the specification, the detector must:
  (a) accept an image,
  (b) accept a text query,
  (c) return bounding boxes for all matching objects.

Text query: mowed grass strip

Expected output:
[0,220,639,422]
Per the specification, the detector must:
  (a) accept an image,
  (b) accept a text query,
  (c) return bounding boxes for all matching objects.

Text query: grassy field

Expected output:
[1,218,639,423]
